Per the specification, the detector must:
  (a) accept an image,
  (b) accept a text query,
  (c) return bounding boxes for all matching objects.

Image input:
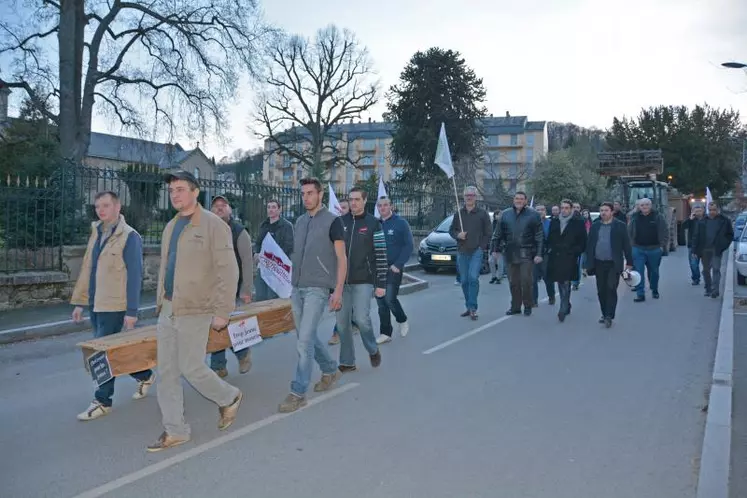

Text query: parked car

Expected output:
[418,213,492,274]
[734,211,747,241]
[735,225,747,286]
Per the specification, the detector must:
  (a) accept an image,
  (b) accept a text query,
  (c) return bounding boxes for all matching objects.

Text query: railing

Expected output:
[0,162,483,272]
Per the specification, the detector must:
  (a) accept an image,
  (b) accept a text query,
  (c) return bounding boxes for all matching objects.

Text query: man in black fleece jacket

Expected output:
[335,187,388,372]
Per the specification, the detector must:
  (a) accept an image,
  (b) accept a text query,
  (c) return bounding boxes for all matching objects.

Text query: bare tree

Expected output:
[254,24,379,179]
[0,0,275,164]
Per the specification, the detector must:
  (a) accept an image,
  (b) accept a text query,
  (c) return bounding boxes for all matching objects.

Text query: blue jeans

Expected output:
[91,311,152,407]
[632,246,663,297]
[457,248,483,311]
[572,254,584,286]
[255,274,279,301]
[689,247,701,283]
[336,283,379,367]
[290,287,338,396]
[210,347,249,371]
[376,270,408,337]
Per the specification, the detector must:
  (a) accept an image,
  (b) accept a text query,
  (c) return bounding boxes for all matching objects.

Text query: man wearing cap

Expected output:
[147,170,243,452]
[209,194,254,378]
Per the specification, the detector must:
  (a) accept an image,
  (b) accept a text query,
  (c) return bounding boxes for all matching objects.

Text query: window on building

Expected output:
[283,169,293,180]
[508,150,518,162]
[359,156,374,166]
[509,179,517,192]
[526,149,534,163]
[488,135,499,147]
[193,167,200,179]
[509,164,518,178]
[378,148,386,164]
[283,155,291,168]
[510,134,518,146]
[526,134,535,146]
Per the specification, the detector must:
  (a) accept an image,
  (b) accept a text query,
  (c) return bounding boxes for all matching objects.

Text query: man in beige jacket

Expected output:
[147,170,243,453]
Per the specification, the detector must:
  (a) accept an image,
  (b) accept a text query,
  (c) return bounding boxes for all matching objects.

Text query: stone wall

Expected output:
[0,244,162,311]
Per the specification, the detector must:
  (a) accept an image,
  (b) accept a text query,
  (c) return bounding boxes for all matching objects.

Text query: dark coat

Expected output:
[584,219,633,275]
[546,216,587,283]
[693,213,734,256]
[491,206,544,264]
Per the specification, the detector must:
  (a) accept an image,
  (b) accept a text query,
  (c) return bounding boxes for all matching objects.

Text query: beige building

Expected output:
[262,113,548,195]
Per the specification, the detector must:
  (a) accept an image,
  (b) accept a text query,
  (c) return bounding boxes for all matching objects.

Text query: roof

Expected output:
[87,132,200,168]
[272,116,547,144]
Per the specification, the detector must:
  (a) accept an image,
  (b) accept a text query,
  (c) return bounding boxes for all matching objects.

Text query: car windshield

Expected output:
[741,223,747,241]
[435,215,454,233]
[737,214,747,226]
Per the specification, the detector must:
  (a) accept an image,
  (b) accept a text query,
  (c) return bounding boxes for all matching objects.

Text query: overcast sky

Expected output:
[5,0,747,160]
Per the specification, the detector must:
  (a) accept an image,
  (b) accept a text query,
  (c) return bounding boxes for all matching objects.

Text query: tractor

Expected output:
[597,149,678,252]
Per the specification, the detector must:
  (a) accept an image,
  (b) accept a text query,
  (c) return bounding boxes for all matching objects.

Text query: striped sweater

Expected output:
[340,212,389,289]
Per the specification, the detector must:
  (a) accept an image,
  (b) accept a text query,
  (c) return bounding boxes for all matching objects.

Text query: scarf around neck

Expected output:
[559,212,572,234]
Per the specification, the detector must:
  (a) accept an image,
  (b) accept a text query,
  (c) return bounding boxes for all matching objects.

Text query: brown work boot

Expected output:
[314,371,342,392]
[238,351,252,374]
[370,350,382,368]
[218,391,243,431]
[214,368,228,378]
[278,393,307,413]
[146,432,190,453]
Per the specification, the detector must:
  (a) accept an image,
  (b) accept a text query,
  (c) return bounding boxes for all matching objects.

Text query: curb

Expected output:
[0,262,426,345]
[695,245,734,498]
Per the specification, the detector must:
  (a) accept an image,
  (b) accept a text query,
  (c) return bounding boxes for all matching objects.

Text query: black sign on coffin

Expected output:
[88,351,113,387]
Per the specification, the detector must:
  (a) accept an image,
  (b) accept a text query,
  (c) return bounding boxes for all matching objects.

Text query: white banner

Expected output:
[228,315,262,352]
[258,233,293,298]
[374,176,388,219]
[328,184,343,216]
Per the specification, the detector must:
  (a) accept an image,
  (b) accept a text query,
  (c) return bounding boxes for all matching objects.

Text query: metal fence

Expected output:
[0,162,481,272]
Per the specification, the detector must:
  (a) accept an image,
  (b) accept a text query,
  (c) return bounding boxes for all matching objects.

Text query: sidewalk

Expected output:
[0,256,422,344]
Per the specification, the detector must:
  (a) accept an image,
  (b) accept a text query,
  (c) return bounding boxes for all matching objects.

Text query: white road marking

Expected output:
[422,288,568,355]
[71,382,360,498]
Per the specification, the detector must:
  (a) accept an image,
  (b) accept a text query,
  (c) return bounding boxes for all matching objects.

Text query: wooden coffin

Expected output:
[77,298,294,378]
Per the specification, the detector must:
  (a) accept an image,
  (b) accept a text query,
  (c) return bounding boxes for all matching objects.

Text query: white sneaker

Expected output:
[376,335,392,345]
[400,321,409,338]
[77,401,111,421]
[133,373,156,400]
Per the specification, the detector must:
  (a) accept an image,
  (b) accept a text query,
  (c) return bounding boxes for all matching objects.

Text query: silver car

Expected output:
[735,227,747,285]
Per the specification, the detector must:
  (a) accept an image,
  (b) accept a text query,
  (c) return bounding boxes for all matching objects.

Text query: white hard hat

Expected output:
[622,269,641,287]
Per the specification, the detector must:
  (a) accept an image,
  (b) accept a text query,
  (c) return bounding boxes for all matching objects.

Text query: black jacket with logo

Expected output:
[340,212,388,288]
[492,206,544,264]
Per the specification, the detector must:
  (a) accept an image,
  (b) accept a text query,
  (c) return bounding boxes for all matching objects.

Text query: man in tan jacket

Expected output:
[71,191,154,421]
[147,171,243,453]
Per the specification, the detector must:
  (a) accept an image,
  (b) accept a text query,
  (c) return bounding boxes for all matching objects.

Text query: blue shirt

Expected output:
[542,218,551,240]
[380,213,413,270]
[88,223,143,316]
[164,216,191,299]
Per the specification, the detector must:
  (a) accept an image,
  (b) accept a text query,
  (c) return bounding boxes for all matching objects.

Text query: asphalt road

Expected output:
[0,249,721,498]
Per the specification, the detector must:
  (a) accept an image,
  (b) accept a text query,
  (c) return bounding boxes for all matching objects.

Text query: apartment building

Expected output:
[263,113,547,194]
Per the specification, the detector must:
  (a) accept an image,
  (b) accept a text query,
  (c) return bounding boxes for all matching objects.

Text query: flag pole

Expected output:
[451,176,463,230]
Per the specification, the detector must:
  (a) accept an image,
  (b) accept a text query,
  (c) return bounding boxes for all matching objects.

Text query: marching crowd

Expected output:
[448,187,734,329]
[69,169,734,452]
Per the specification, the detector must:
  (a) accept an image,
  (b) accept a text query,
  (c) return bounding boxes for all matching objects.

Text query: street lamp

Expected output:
[722,62,747,69]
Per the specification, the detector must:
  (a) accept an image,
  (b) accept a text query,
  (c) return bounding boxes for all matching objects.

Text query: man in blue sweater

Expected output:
[71,191,153,421]
[375,196,413,344]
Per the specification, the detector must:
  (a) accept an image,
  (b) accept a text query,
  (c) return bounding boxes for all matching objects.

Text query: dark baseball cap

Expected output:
[164,170,200,188]
[211,194,230,206]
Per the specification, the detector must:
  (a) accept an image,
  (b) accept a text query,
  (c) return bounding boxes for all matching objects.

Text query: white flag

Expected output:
[374,176,388,218]
[529,195,534,208]
[258,233,292,298]
[434,122,455,178]
[328,184,342,216]
[706,186,713,206]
